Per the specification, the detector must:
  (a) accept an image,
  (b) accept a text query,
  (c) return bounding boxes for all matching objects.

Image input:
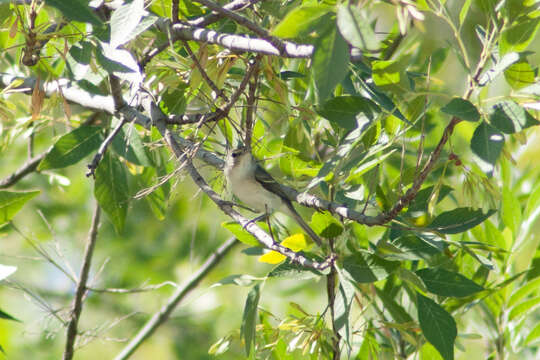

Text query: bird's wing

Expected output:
[254,164,290,200]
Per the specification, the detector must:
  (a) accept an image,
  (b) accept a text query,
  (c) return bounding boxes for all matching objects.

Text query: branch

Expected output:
[0,74,151,128]
[0,153,45,188]
[86,75,129,177]
[195,0,286,54]
[113,237,239,360]
[161,20,314,58]
[62,205,101,360]
[189,0,262,28]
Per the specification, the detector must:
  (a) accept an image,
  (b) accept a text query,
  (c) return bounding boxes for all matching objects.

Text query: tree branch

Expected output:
[195,0,286,54]
[113,237,239,360]
[162,21,314,58]
[62,204,101,360]
[190,0,262,28]
[0,153,45,188]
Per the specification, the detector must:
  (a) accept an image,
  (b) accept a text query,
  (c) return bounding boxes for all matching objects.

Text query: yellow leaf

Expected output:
[281,233,308,251]
[259,251,286,264]
[258,234,308,264]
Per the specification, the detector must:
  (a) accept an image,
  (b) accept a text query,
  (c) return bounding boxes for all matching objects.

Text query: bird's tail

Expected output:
[283,201,323,247]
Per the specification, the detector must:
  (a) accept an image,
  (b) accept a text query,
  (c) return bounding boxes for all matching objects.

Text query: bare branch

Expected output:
[162,21,314,58]
[63,204,101,360]
[195,0,286,54]
[0,153,45,188]
[190,0,262,28]
[114,237,239,360]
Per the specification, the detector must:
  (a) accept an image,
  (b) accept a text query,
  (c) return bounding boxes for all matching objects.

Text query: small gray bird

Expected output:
[224,147,322,246]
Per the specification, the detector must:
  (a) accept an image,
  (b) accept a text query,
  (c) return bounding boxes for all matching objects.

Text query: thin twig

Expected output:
[0,153,45,188]
[171,0,179,23]
[86,75,128,177]
[114,237,239,360]
[86,117,127,177]
[62,205,101,360]
[182,41,228,101]
[244,55,261,148]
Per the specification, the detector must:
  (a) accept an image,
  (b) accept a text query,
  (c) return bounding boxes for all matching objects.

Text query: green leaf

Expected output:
[470,121,504,165]
[333,275,355,349]
[45,0,103,25]
[501,186,522,236]
[508,296,540,321]
[38,126,103,170]
[372,60,402,87]
[342,252,399,283]
[111,127,152,166]
[241,283,261,356]
[504,59,536,90]
[489,100,540,134]
[428,208,496,234]
[310,211,343,238]
[500,18,540,54]
[478,52,520,86]
[267,261,321,280]
[0,308,19,322]
[137,167,168,221]
[0,264,16,281]
[221,221,264,247]
[313,25,350,103]
[375,286,414,323]
[440,98,480,122]
[69,41,93,65]
[0,190,40,226]
[459,0,473,25]
[524,321,540,345]
[95,49,136,74]
[94,153,129,233]
[358,328,380,359]
[336,5,379,51]
[508,276,540,308]
[417,294,457,360]
[317,96,379,131]
[416,268,484,297]
[392,235,445,260]
[272,5,332,39]
[408,185,453,212]
[110,0,145,48]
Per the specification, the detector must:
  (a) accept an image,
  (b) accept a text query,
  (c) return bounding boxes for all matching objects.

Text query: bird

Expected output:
[224,146,322,246]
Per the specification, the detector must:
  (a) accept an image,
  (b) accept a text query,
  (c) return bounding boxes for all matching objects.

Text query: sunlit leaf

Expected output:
[0,190,40,226]
[310,212,343,238]
[336,5,379,51]
[241,284,260,356]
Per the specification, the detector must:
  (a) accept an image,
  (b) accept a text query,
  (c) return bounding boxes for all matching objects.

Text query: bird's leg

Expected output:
[264,205,276,242]
[242,213,269,230]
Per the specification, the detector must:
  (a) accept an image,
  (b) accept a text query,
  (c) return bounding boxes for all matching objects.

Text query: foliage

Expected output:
[1,0,540,359]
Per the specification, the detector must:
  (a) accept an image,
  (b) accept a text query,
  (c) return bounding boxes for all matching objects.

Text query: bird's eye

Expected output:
[231,151,240,158]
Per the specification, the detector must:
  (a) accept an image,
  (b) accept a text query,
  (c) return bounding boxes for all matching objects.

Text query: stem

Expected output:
[114,237,239,360]
[62,205,101,360]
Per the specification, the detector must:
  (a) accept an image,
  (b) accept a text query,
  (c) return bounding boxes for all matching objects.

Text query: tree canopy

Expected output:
[1,0,540,359]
